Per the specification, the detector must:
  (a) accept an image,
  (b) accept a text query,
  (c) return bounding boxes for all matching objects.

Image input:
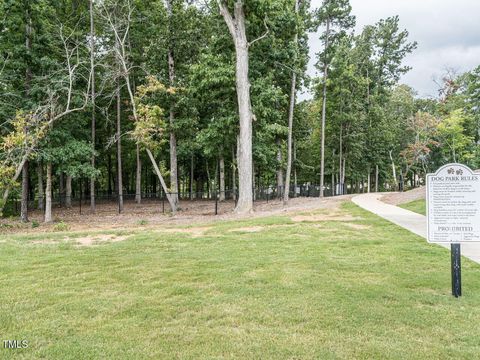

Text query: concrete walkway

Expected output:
[352,193,480,264]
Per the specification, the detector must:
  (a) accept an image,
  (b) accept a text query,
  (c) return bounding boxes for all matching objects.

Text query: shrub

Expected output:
[53,221,70,232]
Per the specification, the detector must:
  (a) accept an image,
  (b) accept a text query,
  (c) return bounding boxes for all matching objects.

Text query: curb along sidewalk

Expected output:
[352,193,480,264]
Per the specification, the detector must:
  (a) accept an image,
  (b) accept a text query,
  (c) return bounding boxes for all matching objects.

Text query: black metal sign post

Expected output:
[451,244,462,298]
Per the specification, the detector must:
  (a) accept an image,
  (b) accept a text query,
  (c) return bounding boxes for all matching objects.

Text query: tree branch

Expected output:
[248,17,269,47]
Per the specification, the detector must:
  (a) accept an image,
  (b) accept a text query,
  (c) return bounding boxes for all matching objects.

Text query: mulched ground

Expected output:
[381,187,426,205]
[1,195,352,234]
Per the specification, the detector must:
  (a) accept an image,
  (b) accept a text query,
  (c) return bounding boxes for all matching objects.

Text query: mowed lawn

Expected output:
[399,199,427,215]
[1,202,480,359]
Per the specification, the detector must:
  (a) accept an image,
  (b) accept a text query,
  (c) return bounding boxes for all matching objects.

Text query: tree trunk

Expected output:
[367,171,371,194]
[166,0,179,207]
[37,162,44,211]
[339,124,343,195]
[331,153,335,196]
[135,144,141,204]
[252,165,256,201]
[44,163,52,223]
[146,149,176,213]
[232,144,237,201]
[190,154,194,200]
[116,80,124,213]
[319,18,330,198]
[276,137,284,199]
[90,0,96,213]
[375,164,379,192]
[389,150,398,190]
[65,175,72,208]
[293,140,297,198]
[284,0,299,204]
[59,172,64,206]
[219,155,225,201]
[21,8,32,223]
[203,160,210,198]
[218,0,253,214]
[21,162,29,222]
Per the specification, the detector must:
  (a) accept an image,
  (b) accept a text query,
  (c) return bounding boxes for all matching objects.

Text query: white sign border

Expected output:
[426,163,480,244]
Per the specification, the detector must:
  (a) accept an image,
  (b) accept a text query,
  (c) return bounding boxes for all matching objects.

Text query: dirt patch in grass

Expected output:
[229,226,265,233]
[291,213,362,223]
[343,223,371,230]
[29,234,130,246]
[30,240,59,245]
[74,234,129,246]
[157,227,212,238]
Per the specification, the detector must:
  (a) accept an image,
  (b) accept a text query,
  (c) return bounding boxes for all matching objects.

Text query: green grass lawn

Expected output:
[1,202,480,359]
[399,199,426,215]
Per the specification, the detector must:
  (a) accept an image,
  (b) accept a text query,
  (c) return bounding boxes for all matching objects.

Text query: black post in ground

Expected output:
[451,243,462,298]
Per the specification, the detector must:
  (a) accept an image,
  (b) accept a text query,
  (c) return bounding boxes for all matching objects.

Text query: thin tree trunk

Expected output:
[146,149,176,213]
[135,144,141,204]
[21,8,32,223]
[206,160,211,198]
[284,0,299,204]
[219,155,225,201]
[59,172,64,206]
[331,172,335,196]
[319,17,330,198]
[108,152,113,196]
[232,144,237,201]
[339,124,343,195]
[190,154,194,200]
[21,162,29,222]
[276,138,284,199]
[44,163,52,223]
[90,0,96,213]
[116,79,124,213]
[389,150,398,190]
[293,140,297,198]
[218,0,253,213]
[65,175,72,208]
[375,164,379,192]
[37,162,44,211]
[367,171,371,194]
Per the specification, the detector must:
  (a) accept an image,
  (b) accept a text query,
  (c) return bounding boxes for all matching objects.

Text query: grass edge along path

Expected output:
[1,202,480,359]
[399,199,427,216]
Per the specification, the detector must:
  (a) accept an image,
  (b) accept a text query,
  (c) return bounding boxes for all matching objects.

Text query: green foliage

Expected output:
[133,76,168,150]
[437,109,475,163]
[53,221,70,232]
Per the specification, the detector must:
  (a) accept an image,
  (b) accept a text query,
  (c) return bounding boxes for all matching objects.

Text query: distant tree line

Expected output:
[1,0,479,222]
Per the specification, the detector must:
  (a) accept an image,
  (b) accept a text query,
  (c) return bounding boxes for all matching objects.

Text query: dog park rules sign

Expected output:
[427,163,480,243]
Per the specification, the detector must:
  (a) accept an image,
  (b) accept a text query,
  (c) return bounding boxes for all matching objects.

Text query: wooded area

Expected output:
[1,0,479,223]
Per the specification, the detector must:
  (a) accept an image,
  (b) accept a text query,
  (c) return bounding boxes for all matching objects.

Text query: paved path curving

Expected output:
[352,193,480,264]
